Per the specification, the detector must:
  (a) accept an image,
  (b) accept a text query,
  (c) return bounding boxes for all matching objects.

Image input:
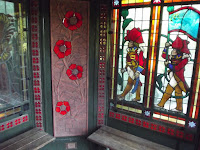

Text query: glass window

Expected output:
[154,4,200,114]
[117,7,150,104]
[110,0,200,140]
[0,0,29,111]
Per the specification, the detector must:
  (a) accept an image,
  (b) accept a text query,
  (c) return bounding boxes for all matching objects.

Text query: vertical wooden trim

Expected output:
[88,0,99,134]
[39,0,53,135]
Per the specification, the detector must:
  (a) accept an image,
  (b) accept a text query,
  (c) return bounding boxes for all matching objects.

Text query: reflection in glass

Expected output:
[0,1,28,110]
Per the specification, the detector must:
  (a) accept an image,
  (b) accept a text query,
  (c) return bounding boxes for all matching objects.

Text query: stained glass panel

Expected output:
[154,4,200,115]
[110,0,200,145]
[116,7,150,106]
[111,0,200,121]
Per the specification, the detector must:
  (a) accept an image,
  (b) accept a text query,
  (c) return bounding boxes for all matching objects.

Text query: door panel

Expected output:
[0,0,34,142]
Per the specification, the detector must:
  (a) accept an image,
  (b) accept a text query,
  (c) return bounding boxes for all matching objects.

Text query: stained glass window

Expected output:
[154,4,200,113]
[109,0,200,141]
[164,0,199,3]
[115,7,150,113]
[0,1,29,112]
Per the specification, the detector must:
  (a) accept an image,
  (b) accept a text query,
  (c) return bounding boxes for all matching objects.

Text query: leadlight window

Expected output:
[0,0,29,116]
[109,0,200,142]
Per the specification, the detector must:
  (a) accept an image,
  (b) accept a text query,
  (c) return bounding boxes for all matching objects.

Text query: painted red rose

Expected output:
[63,11,82,31]
[53,40,72,59]
[66,64,83,80]
[55,101,70,115]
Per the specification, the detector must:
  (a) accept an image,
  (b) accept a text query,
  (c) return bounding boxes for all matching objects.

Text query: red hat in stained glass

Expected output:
[124,28,144,44]
[172,36,190,54]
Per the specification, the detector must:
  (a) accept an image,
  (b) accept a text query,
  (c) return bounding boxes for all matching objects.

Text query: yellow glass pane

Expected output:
[14,107,21,113]
[164,0,199,3]
[116,104,142,114]
[6,109,14,116]
[0,112,6,118]
[111,9,119,99]
[192,65,200,118]
[122,0,151,4]
[122,0,151,7]
[153,113,185,125]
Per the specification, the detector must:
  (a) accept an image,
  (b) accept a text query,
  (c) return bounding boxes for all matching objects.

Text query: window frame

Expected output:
[108,0,200,148]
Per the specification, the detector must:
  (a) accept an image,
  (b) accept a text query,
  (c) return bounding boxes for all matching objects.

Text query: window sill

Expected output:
[0,128,55,150]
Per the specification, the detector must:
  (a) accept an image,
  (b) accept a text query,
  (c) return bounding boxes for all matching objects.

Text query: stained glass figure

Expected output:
[154,5,200,114]
[116,8,150,103]
[156,36,190,112]
[117,28,145,102]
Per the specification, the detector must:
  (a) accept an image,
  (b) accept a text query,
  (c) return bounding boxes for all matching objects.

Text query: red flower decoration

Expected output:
[124,28,144,44]
[63,11,82,31]
[56,101,70,115]
[54,40,72,59]
[66,64,83,80]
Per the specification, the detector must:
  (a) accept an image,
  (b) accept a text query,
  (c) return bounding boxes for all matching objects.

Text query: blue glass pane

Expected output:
[169,8,200,41]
